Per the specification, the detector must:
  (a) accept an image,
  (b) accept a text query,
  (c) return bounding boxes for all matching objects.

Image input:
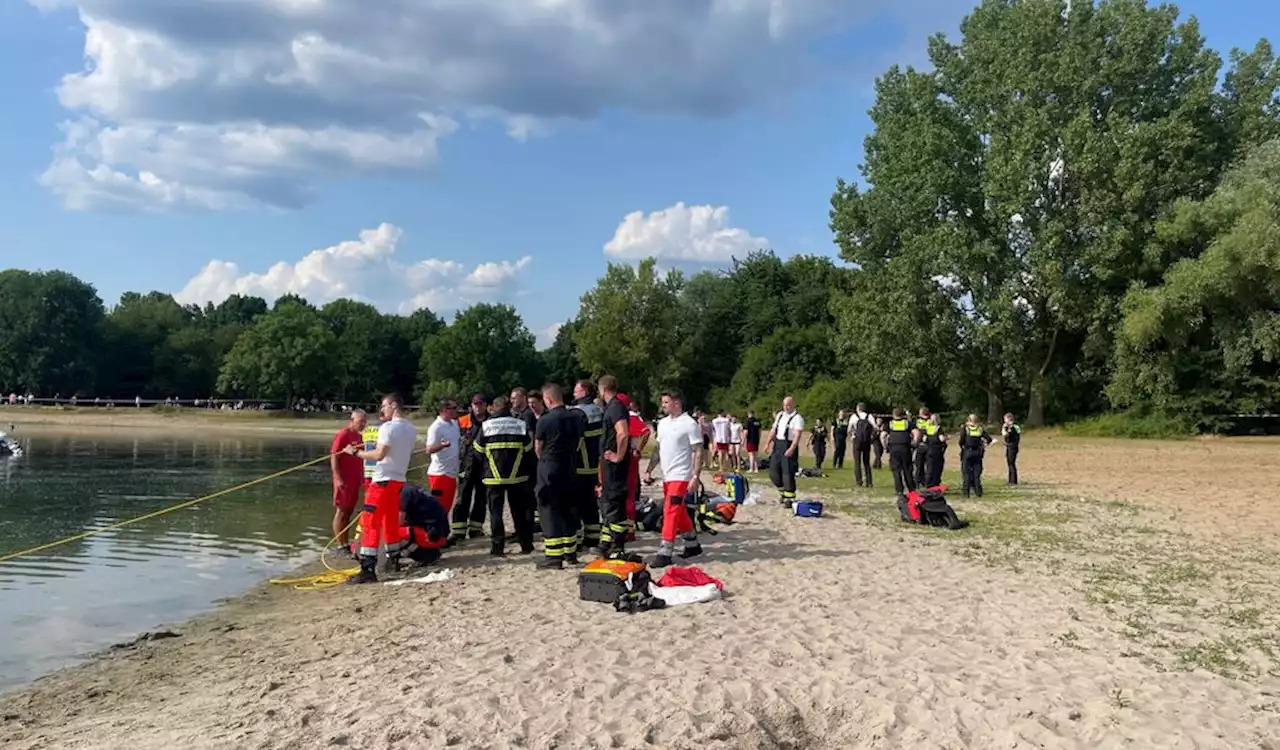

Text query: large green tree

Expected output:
[417,304,542,401]
[101,292,218,398]
[217,303,336,403]
[1109,139,1280,425]
[831,0,1253,425]
[320,299,395,401]
[0,270,105,395]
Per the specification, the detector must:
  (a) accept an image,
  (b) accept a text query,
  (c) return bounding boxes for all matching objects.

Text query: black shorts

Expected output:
[702,437,710,449]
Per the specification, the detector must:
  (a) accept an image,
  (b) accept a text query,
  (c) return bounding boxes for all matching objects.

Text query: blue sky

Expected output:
[0,1,1271,347]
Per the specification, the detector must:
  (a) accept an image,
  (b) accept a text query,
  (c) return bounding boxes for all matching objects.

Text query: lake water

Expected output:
[0,431,339,692]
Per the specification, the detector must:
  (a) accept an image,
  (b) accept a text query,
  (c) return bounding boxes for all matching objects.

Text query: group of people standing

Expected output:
[328,377,718,583]
[758,399,1024,506]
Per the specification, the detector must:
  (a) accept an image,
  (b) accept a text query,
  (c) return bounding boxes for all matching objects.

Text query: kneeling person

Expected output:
[643,389,704,568]
[399,483,450,566]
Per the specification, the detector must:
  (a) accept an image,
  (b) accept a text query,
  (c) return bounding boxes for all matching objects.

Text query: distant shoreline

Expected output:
[0,406,435,437]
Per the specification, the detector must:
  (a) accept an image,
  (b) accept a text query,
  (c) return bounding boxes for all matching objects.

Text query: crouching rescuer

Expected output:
[399,483,450,566]
[643,389,704,568]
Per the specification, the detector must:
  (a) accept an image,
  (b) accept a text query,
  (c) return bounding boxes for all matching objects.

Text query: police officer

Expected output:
[1002,412,1021,485]
[766,396,804,507]
[832,409,848,469]
[449,394,489,544]
[913,407,932,487]
[596,375,633,558]
[533,383,582,570]
[959,413,994,498]
[476,396,535,555]
[923,413,948,487]
[884,408,921,497]
[569,379,604,553]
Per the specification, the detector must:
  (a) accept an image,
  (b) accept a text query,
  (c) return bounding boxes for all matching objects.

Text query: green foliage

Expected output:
[1061,411,1195,440]
[217,303,336,402]
[418,303,541,401]
[0,269,105,395]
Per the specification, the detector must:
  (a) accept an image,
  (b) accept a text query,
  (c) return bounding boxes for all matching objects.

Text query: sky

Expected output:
[0,1,1272,348]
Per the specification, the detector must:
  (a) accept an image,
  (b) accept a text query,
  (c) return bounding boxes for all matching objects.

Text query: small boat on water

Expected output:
[0,430,23,458]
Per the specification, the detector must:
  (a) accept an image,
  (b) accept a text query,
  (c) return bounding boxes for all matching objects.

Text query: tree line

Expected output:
[1,0,1277,431]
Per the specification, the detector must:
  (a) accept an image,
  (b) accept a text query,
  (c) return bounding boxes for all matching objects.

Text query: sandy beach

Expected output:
[3,436,1280,749]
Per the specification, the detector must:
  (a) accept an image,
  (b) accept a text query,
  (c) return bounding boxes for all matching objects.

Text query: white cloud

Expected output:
[173,222,530,313]
[604,202,768,263]
[535,322,564,349]
[32,0,961,211]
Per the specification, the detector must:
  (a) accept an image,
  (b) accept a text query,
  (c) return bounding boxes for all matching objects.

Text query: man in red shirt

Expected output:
[330,409,368,553]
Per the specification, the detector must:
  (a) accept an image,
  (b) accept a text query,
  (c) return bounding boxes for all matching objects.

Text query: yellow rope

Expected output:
[0,452,339,565]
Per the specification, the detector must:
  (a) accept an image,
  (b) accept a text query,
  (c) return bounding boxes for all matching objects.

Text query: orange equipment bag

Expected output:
[578,558,648,603]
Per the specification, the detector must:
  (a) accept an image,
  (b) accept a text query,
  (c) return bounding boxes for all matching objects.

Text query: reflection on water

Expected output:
[0,433,334,692]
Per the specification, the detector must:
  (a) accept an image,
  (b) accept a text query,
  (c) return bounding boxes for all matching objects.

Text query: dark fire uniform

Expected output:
[598,396,633,556]
[450,412,487,541]
[534,404,581,565]
[959,424,994,498]
[476,409,535,554]
[570,399,604,551]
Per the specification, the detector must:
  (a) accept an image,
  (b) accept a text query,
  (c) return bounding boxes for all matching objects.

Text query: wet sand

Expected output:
[3,436,1280,749]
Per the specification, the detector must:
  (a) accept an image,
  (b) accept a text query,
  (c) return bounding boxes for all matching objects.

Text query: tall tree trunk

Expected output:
[986,365,1004,426]
[1026,328,1059,427]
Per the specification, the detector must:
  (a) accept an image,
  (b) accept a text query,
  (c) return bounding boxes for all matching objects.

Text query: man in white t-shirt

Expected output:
[643,389,705,567]
[711,412,731,470]
[424,398,461,514]
[764,396,804,507]
[728,416,743,471]
[343,392,419,584]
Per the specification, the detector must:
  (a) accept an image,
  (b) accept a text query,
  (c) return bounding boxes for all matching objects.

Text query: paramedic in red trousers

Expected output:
[330,408,367,554]
[343,393,418,584]
[424,399,461,514]
[597,375,633,558]
[765,396,804,507]
[621,393,650,539]
[643,389,704,567]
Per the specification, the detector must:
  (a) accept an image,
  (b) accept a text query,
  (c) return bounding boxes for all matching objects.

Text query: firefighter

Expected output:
[913,407,932,487]
[1002,412,1021,485]
[884,408,920,497]
[923,413,948,487]
[569,379,604,554]
[476,396,535,555]
[959,413,994,498]
[510,387,541,535]
[765,396,804,508]
[596,375,633,558]
[533,383,582,569]
[449,394,489,544]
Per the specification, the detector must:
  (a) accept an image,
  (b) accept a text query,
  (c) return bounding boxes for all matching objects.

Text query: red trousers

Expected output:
[427,474,457,515]
[357,480,406,558]
[662,480,693,542]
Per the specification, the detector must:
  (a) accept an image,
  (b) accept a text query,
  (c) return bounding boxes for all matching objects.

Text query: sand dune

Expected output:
[5,476,1279,750]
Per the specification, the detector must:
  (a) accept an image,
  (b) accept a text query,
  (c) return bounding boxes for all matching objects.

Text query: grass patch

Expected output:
[1060,411,1195,440]
[794,458,1280,681]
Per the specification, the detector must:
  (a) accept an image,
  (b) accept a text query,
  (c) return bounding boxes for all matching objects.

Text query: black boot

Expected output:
[536,556,563,570]
[347,555,378,585]
[679,542,703,560]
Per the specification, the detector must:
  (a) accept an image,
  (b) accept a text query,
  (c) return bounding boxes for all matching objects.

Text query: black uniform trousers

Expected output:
[572,474,602,549]
[769,440,798,505]
[832,436,847,469]
[598,460,632,552]
[925,447,946,487]
[961,450,985,498]
[450,459,486,536]
[812,441,826,471]
[487,482,534,553]
[1006,446,1019,485]
[535,463,577,560]
[852,439,873,487]
[872,438,884,469]
[888,445,916,495]
[913,446,928,488]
